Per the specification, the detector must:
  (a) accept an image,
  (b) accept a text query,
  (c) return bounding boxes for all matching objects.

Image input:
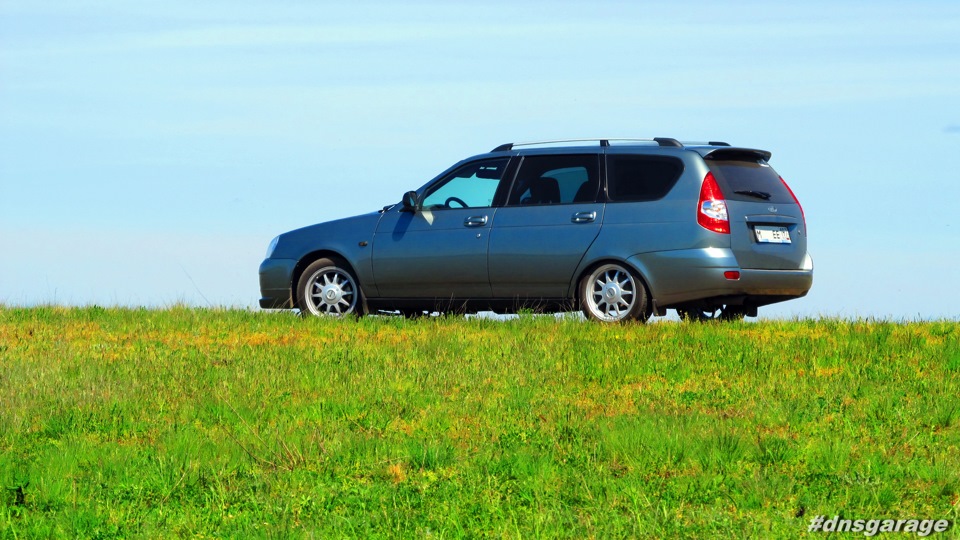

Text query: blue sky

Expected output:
[1,1,958,319]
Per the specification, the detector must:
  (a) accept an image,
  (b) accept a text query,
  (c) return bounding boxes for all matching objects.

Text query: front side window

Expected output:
[506,154,600,206]
[606,155,683,202]
[421,158,510,209]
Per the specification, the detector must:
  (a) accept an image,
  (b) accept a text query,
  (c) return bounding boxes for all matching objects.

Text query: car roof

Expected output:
[478,138,772,162]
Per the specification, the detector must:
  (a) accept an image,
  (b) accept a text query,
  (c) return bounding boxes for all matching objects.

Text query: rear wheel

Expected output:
[580,263,648,323]
[677,306,746,322]
[296,257,364,317]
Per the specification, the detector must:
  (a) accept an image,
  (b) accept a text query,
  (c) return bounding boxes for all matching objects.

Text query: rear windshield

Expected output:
[706,160,794,204]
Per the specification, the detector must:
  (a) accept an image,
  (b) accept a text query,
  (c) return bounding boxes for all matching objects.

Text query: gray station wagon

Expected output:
[259,138,813,322]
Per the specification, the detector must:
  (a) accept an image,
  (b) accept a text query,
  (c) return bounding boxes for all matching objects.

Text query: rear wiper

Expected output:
[734,190,772,200]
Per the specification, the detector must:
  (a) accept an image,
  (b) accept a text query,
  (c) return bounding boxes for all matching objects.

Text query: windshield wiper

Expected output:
[734,190,772,200]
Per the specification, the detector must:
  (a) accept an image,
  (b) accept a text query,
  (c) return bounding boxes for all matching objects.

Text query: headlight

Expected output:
[265,236,280,258]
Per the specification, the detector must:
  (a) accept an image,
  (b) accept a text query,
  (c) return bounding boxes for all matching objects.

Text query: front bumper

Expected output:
[259,258,297,309]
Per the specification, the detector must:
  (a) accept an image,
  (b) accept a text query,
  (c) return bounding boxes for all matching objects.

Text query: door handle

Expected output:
[463,215,488,227]
[571,211,596,223]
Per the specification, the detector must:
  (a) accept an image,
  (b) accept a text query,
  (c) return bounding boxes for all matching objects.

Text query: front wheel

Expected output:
[296,257,365,317]
[580,263,648,323]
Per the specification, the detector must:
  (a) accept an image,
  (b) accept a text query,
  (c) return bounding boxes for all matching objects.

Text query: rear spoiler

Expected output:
[701,147,773,162]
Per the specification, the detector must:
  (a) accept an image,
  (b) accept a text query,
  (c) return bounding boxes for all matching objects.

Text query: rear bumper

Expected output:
[259,258,297,309]
[630,248,813,308]
[736,268,814,297]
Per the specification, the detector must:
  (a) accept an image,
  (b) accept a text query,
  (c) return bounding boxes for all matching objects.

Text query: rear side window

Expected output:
[606,155,683,202]
[507,155,600,206]
[707,159,793,203]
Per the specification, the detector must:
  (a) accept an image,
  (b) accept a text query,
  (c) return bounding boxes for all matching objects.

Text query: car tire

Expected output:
[580,262,648,323]
[296,257,365,317]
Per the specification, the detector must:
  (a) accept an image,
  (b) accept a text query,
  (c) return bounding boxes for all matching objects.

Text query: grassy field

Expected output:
[1,307,959,538]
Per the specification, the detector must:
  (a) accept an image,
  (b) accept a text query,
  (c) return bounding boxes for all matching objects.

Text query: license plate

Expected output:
[754,225,791,244]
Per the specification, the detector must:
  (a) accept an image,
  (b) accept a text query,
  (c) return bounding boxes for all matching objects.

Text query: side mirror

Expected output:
[401,191,419,212]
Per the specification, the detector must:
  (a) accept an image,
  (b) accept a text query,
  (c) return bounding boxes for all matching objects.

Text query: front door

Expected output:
[371,158,512,298]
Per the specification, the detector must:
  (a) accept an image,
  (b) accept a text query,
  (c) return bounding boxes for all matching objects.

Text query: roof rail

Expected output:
[653,137,682,147]
[491,137,685,152]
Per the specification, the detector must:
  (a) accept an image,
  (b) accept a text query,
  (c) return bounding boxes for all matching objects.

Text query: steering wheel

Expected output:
[444,196,468,208]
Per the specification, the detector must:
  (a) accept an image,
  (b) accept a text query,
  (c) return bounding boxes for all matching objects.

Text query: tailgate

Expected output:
[706,155,808,270]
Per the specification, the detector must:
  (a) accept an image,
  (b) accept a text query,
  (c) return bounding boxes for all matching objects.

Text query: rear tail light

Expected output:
[697,172,729,234]
[724,271,740,280]
[780,176,806,235]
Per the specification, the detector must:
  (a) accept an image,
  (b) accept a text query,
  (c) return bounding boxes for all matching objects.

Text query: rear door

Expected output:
[705,151,808,270]
[487,153,603,298]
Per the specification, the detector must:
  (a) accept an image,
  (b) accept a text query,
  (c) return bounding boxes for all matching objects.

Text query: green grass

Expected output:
[1,307,959,538]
